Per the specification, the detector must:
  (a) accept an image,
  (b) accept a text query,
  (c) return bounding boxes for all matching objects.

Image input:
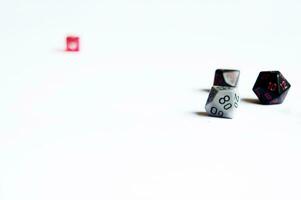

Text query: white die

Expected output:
[205,86,239,119]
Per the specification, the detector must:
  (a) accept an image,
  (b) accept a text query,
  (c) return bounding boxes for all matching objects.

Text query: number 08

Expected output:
[219,95,232,110]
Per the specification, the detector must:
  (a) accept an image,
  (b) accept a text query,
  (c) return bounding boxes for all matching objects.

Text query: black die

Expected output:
[252,71,291,105]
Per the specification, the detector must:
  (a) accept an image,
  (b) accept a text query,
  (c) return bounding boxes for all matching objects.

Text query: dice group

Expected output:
[203,69,291,119]
[205,69,240,119]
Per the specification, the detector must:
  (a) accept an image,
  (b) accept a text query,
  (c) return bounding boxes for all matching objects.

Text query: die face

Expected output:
[205,86,239,118]
[66,36,80,51]
[205,86,218,105]
[253,87,277,104]
[253,71,279,94]
[278,72,291,93]
[269,89,289,104]
[253,71,291,105]
[213,69,240,87]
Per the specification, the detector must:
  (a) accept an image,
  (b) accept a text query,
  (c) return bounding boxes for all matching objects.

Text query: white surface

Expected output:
[1,0,301,199]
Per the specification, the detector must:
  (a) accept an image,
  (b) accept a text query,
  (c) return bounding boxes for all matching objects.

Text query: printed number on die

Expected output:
[210,107,224,117]
[219,95,232,110]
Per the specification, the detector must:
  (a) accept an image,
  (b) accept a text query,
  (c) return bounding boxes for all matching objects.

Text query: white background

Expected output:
[1,0,301,199]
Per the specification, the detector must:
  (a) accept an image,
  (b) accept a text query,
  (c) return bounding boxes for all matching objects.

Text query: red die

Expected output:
[66,36,80,52]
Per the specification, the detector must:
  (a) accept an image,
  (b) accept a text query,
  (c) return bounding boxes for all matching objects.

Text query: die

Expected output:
[66,36,80,51]
[205,86,240,118]
[252,71,291,105]
[213,69,240,87]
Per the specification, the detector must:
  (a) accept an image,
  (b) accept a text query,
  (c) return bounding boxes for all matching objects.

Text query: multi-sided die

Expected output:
[252,71,291,105]
[205,86,240,119]
[66,36,80,52]
[213,69,240,87]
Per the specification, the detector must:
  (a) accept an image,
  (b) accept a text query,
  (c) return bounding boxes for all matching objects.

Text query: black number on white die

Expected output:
[219,95,232,110]
[234,93,239,108]
[210,107,224,117]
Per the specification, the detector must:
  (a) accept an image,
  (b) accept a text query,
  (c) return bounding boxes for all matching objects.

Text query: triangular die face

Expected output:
[254,72,276,88]
[255,73,280,95]
[253,87,275,104]
[277,73,291,93]
[270,89,289,104]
